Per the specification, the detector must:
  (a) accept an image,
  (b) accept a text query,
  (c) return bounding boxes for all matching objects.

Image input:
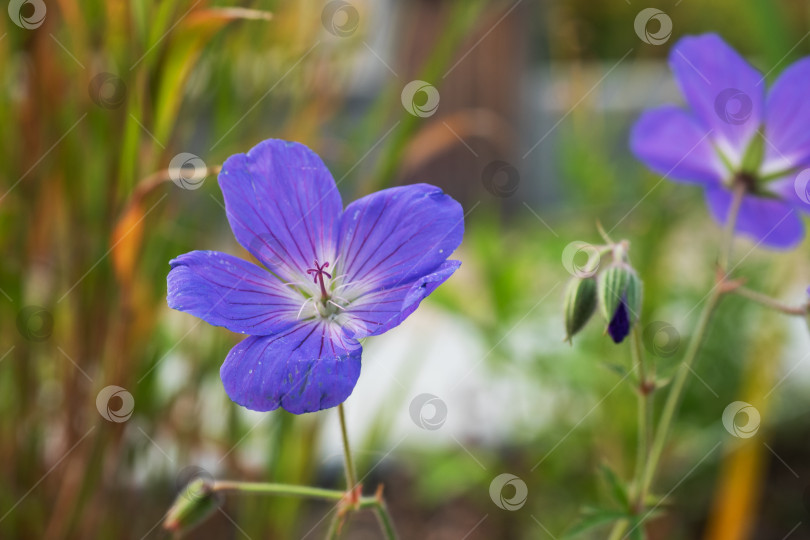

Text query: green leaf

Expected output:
[604,363,629,379]
[627,517,645,540]
[153,8,273,147]
[562,508,628,539]
[599,464,630,510]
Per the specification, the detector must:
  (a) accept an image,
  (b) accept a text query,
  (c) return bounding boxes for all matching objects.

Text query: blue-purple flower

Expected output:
[631,33,810,249]
[167,139,463,414]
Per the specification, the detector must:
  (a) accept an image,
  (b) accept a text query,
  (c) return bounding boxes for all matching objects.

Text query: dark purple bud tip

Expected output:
[608,301,631,343]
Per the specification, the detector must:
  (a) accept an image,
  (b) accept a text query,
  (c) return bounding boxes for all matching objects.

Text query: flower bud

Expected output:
[163,478,221,535]
[598,263,642,343]
[564,277,598,343]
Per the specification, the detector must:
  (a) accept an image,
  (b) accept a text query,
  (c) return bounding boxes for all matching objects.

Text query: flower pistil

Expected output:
[306,259,332,301]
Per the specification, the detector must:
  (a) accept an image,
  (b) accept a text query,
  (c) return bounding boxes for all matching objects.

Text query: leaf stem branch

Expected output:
[612,184,746,539]
[731,286,807,316]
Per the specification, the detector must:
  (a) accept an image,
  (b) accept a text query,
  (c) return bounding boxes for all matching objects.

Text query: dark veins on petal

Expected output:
[608,301,631,344]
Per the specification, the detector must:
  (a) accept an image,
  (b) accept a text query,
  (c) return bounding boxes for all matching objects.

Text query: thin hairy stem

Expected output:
[631,327,651,509]
[612,185,745,539]
[338,404,357,490]
[732,286,807,316]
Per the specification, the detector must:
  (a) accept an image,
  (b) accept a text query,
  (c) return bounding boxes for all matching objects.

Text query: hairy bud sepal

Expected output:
[598,263,642,344]
[564,277,598,343]
[164,478,221,535]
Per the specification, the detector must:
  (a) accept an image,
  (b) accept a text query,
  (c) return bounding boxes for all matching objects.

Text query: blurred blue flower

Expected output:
[631,33,810,249]
[167,139,463,414]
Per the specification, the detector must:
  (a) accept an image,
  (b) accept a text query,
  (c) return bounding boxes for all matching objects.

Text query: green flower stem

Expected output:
[610,329,651,540]
[213,481,391,510]
[326,512,343,540]
[326,404,398,539]
[326,498,397,540]
[338,403,358,490]
[327,504,355,540]
[328,403,358,539]
[212,481,345,500]
[212,481,396,539]
[630,327,651,507]
[609,286,724,540]
[214,404,397,540]
[638,184,745,516]
[372,496,398,540]
[639,285,723,499]
[731,286,807,316]
[719,184,746,271]
[609,185,745,540]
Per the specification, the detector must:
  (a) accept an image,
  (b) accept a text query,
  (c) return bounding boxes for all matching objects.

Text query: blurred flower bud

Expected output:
[564,277,598,343]
[163,478,221,535]
[598,263,642,344]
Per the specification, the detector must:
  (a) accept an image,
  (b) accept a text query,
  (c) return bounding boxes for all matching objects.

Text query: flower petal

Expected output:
[220,322,362,414]
[766,174,810,214]
[763,57,810,174]
[669,34,764,164]
[341,260,460,338]
[608,301,630,344]
[168,251,303,335]
[704,188,804,249]
[337,184,464,295]
[218,139,343,285]
[630,106,726,185]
